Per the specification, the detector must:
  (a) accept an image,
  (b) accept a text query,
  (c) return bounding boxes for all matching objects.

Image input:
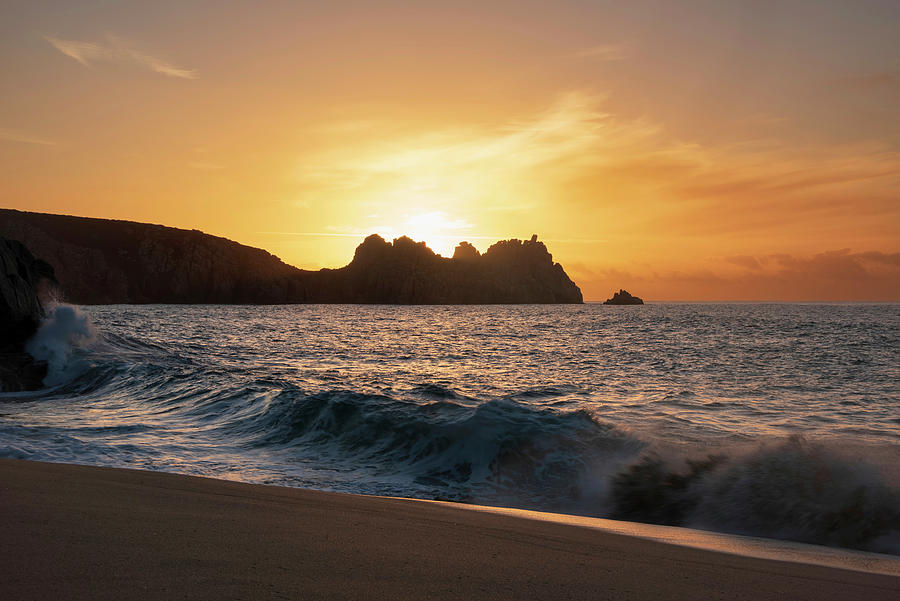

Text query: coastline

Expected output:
[415,500,900,578]
[2,458,898,600]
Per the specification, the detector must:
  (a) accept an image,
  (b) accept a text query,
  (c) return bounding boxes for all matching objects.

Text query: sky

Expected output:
[1,0,899,301]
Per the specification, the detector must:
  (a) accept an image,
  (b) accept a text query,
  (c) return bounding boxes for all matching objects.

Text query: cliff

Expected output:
[0,209,304,304]
[0,210,582,305]
[0,237,57,390]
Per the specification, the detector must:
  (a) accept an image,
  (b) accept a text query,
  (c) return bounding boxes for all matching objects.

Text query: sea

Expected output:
[2,303,899,554]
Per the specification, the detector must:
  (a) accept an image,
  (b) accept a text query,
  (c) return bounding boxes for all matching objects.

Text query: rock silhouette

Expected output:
[0,209,582,305]
[603,289,644,305]
[0,236,57,391]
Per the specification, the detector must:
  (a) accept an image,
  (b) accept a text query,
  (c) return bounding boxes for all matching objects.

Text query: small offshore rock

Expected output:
[603,289,644,305]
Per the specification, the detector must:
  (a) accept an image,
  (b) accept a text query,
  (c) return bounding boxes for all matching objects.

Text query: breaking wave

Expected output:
[234,391,644,511]
[609,437,900,553]
[4,302,899,555]
[25,304,97,386]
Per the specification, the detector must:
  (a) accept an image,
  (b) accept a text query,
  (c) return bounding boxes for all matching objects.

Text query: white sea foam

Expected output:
[2,303,898,555]
[25,304,97,386]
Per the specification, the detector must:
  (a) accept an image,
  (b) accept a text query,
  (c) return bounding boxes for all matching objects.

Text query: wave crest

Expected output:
[25,304,97,386]
[610,437,900,552]
[228,391,643,509]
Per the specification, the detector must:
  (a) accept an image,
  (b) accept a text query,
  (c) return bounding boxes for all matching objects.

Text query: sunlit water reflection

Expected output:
[2,303,899,553]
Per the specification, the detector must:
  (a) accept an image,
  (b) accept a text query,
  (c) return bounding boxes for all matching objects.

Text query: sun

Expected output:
[371,210,474,258]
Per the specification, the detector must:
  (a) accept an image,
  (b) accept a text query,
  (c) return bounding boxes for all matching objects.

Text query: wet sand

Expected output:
[2,458,898,600]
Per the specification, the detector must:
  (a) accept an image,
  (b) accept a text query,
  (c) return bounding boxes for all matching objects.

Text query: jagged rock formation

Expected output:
[603,289,644,305]
[452,241,480,262]
[0,237,57,391]
[304,234,582,304]
[0,209,583,305]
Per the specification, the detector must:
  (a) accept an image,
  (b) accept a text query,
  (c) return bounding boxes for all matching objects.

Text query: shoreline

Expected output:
[2,458,898,600]
[411,499,900,577]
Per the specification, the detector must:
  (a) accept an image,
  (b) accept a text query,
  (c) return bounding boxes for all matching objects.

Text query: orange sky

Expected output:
[2,1,899,300]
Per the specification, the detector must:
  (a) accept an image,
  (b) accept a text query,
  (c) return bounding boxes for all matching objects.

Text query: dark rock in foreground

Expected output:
[0,209,582,305]
[0,237,56,391]
[603,289,644,305]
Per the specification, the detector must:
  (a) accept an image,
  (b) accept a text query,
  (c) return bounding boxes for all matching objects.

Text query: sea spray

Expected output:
[25,304,97,386]
[689,437,900,551]
[2,303,898,555]
[608,437,900,552]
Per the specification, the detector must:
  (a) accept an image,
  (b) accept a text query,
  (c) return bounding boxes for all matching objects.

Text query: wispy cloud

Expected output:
[0,127,56,146]
[294,92,900,238]
[295,92,656,192]
[308,92,900,199]
[287,91,899,289]
[44,34,196,79]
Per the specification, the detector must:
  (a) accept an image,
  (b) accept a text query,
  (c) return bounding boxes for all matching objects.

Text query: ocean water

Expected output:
[2,303,899,553]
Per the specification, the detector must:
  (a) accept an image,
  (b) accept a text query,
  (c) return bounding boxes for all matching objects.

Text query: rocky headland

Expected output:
[0,237,57,391]
[306,233,582,304]
[0,209,582,305]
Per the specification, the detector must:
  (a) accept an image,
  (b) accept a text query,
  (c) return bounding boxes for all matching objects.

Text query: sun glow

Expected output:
[291,94,609,263]
[7,0,899,302]
[370,210,474,257]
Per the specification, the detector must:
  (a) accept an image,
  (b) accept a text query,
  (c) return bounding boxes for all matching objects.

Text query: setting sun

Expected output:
[368,211,474,257]
[2,3,900,600]
[1,1,898,302]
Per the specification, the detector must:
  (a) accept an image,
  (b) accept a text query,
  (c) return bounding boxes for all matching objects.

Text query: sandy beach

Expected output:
[2,458,898,600]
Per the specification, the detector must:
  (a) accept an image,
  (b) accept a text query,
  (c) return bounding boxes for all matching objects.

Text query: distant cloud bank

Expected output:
[575,250,900,302]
